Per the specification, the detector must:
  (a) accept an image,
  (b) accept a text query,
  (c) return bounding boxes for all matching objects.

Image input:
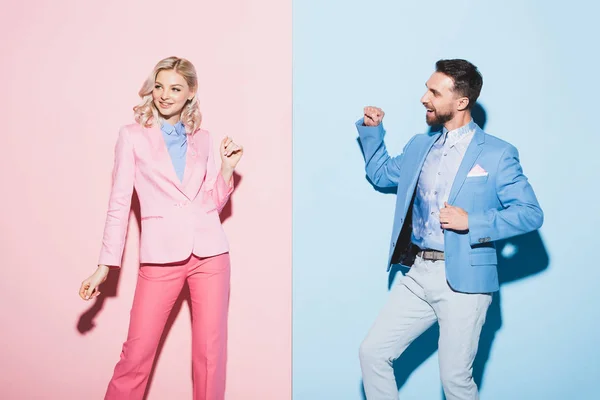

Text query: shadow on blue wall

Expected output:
[358,104,549,398]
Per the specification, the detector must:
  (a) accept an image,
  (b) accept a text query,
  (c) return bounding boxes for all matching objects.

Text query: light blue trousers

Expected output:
[359,256,492,400]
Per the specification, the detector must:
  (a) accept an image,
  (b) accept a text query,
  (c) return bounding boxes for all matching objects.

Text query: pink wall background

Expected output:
[0,1,291,399]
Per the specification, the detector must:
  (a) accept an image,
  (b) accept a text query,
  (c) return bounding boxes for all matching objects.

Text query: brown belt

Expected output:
[417,249,445,261]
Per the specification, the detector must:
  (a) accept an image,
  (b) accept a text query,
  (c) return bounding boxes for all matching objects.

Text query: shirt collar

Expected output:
[161,121,186,136]
[442,119,477,146]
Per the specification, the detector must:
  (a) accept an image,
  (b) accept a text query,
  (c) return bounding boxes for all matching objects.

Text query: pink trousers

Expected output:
[105,252,230,400]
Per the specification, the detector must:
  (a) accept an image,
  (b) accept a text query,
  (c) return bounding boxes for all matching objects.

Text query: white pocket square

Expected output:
[467,164,488,177]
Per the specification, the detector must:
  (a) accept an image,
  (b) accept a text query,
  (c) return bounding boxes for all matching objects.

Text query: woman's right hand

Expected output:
[79,265,110,300]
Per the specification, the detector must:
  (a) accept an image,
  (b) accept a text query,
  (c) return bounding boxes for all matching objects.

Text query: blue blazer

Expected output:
[356,119,543,293]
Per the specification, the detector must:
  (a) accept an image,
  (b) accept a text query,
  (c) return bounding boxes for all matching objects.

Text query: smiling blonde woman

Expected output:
[79,56,243,400]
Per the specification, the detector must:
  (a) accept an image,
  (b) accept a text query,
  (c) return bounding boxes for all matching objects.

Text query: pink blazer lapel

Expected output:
[180,132,204,200]
[145,125,207,201]
[147,126,182,186]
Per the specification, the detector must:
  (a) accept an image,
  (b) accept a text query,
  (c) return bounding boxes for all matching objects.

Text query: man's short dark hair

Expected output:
[435,59,483,109]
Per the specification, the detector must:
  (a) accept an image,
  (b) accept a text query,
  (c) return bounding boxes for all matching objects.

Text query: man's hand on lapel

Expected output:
[440,202,469,231]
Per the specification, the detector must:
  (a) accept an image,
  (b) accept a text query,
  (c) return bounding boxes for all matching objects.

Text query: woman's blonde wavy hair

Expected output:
[133,56,202,134]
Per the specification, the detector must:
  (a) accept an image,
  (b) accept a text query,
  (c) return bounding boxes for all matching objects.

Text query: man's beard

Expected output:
[426,109,454,126]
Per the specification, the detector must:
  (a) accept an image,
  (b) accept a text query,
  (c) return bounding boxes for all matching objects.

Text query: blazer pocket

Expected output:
[464,175,488,184]
[470,248,497,265]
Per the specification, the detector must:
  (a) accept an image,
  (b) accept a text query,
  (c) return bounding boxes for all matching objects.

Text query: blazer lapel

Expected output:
[447,127,485,204]
[403,131,443,208]
[147,126,190,196]
[180,134,201,200]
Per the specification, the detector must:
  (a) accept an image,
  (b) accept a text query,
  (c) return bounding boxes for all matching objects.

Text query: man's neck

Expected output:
[444,111,472,132]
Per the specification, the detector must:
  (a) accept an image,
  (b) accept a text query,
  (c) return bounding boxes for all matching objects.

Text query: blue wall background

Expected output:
[293,1,600,399]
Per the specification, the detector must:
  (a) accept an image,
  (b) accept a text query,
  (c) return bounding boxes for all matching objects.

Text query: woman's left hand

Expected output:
[220,136,243,169]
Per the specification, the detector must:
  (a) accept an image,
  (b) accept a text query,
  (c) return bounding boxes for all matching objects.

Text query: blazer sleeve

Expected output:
[98,126,135,267]
[202,131,234,213]
[355,118,416,188]
[468,145,544,245]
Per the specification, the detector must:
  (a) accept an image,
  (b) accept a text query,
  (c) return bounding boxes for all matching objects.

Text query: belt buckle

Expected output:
[421,249,443,261]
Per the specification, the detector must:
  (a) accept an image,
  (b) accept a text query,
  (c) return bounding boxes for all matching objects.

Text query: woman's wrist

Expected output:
[220,165,234,182]
[97,264,110,274]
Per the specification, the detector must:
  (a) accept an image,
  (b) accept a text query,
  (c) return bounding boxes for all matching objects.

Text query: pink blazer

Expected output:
[98,123,233,267]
